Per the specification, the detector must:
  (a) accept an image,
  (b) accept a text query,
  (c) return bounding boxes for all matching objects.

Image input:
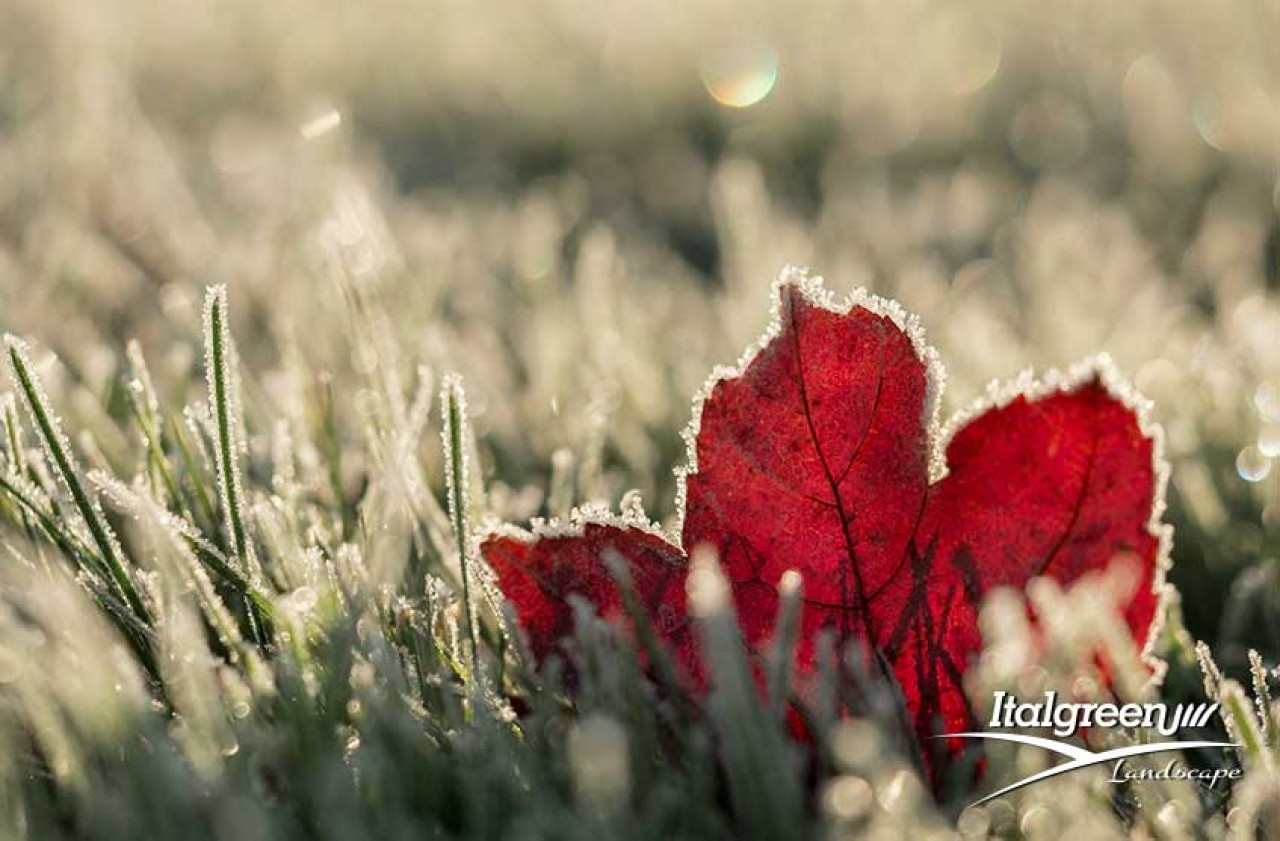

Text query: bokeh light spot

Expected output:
[1259,424,1280,458]
[1237,446,1273,483]
[700,46,779,109]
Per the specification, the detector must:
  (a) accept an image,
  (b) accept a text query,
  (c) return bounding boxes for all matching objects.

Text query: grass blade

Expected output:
[687,547,806,841]
[766,569,802,723]
[441,373,478,675]
[202,286,256,576]
[5,336,151,624]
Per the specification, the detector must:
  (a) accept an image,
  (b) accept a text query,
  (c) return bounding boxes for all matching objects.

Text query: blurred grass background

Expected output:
[0,0,1277,668]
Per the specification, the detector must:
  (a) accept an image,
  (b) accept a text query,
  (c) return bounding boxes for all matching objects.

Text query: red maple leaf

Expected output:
[480,267,1170,743]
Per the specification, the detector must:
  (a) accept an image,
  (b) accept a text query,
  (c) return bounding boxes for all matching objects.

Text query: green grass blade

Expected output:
[766,569,802,723]
[202,286,255,575]
[441,373,478,675]
[5,337,151,624]
[124,340,185,510]
[687,548,806,841]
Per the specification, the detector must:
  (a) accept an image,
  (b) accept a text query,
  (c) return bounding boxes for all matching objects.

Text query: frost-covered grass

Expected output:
[0,0,1279,837]
[0,279,1270,839]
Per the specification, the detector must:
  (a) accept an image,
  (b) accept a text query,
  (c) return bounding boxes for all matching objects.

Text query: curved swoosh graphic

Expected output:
[935,733,1239,807]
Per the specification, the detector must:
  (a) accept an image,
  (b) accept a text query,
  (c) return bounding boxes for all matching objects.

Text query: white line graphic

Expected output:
[936,733,1239,806]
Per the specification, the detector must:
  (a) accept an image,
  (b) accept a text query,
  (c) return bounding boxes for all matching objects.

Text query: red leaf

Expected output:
[481,268,1169,745]
[481,521,692,667]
